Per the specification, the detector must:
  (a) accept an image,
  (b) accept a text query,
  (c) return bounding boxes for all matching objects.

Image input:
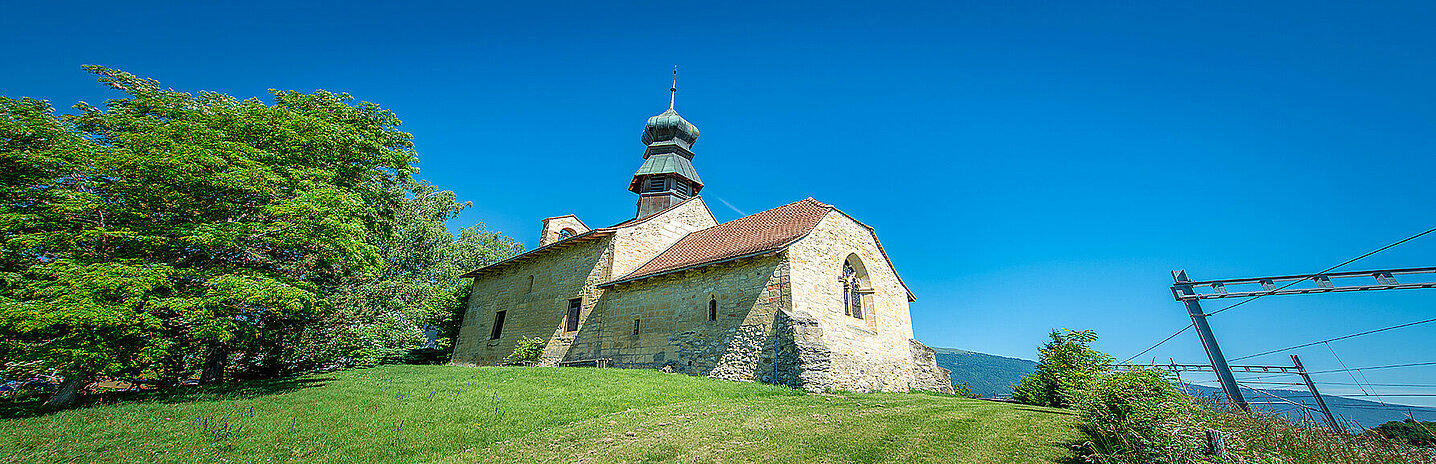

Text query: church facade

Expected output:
[450,94,952,394]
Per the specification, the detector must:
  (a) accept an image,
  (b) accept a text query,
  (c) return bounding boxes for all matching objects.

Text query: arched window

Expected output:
[708,296,718,321]
[840,255,872,321]
[556,228,575,240]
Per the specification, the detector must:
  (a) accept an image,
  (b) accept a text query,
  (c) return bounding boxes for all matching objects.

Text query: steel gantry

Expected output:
[1167,266,1436,421]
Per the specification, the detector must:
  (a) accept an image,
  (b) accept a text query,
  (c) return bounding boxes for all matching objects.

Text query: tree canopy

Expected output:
[0,66,521,406]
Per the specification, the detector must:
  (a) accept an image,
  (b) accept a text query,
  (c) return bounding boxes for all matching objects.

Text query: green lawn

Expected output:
[0,365,1083,463]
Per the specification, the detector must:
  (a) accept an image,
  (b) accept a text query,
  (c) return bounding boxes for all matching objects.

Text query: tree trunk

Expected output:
[42,375,90,409]
[200,341,228,385]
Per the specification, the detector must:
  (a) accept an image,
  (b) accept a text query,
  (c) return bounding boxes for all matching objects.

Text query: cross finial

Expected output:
[669,65,678,110]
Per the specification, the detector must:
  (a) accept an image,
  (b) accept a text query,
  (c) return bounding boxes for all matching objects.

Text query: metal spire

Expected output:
[669,65,677,110]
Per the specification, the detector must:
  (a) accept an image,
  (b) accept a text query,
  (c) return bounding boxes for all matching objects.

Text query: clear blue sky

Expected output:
[5,1,1435,408]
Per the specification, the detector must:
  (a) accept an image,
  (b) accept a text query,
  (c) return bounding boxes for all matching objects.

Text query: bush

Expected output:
[953,382,981,399]
[1377,419,1436,447]
[1012,329,1112,407]
[501,337,545,366]
[1077,368,1205,462]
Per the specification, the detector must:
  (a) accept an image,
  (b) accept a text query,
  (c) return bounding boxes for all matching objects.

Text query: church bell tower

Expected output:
[629,68,703,219]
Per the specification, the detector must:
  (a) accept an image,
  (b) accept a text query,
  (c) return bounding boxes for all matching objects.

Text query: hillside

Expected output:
[928,347,1436,428]
[931,347,1037,398]
[1,365,1083,463]
[1183,384,1436,429]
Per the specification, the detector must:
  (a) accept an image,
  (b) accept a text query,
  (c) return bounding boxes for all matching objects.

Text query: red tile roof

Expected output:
[605,198,834,285]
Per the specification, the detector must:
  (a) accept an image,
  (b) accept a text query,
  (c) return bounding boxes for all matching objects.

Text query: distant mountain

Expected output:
[928,347,1434,430]
[1184,384,1436,430]
[931,347,1036,398]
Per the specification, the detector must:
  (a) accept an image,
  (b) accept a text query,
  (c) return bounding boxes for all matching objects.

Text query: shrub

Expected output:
[1377,419,1436,447]
[953,382,981,399]
[1077,368,1205,462]
[501,337,545,366]
[1012,329,1112,407]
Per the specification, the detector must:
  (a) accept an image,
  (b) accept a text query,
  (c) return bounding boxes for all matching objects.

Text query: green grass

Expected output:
[0,365,1083,463]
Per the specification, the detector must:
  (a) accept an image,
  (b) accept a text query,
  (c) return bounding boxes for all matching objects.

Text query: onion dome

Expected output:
[641,107,699,146]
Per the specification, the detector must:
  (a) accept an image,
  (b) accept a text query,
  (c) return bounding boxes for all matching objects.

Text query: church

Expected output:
[450,86,952,394]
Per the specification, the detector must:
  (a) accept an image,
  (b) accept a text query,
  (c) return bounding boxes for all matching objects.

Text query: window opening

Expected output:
[490,311,507,340]
[556,228,573,240]
[646,177,666,192]
[632,318,641,335]
[708,297,717,321]
[527,275,534,293]
[566,298,581,332]
[842,261,863,319]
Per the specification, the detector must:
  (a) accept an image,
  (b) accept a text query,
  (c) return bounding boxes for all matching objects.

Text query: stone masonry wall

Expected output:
[538,216,590,247]
[608,199,716,279]
[452,198,716,367]
[786,211,951,393]
[450,236,610,366]
[590,254,796,384]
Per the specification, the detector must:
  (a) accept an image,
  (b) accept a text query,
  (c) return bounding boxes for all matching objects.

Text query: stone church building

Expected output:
[451,93,952,394]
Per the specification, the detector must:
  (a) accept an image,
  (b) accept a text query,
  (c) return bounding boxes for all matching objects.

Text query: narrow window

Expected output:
[842,261,863,319]
[632,318,641,335]
[707,297,717,321]
[527,275,534,293]
[490,311,507,340]
[566,298,581,332]
[844,280,855,320]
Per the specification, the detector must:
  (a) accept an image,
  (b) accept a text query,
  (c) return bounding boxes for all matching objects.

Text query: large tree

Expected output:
[0,66,517,406]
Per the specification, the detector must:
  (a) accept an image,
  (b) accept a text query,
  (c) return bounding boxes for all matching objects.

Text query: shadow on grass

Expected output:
[0,376,332,420]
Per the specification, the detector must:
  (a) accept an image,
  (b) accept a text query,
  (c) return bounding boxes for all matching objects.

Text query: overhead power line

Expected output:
[1230,317,1436,362]
[1207,226,1436,317]
[1120,323,1193,364]
[1308,361,1436,375]
[1121,226,1434,364]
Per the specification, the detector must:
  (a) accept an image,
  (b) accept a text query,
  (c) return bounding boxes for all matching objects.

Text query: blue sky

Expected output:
[5,1,1435,409]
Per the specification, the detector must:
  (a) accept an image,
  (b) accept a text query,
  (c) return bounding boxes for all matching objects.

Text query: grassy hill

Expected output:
[932,347,1037,398]
[1,365,1083,463]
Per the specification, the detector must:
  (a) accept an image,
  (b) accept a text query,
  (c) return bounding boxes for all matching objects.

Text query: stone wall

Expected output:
[609,198,716,278]
[538,215,590,247]
[451,235,611,366]
[786,211,950,393]
[452,198,716,367]
[588,254,793,383]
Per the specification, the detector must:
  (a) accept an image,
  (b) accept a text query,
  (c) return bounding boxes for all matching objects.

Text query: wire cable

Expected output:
[1124,226,1435,364]
[1229,317,1436,362]
[1308,361,1436,375]
[1324,342,1378,401]
[1207,226,1436,317]
[1120,323,1193,364]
